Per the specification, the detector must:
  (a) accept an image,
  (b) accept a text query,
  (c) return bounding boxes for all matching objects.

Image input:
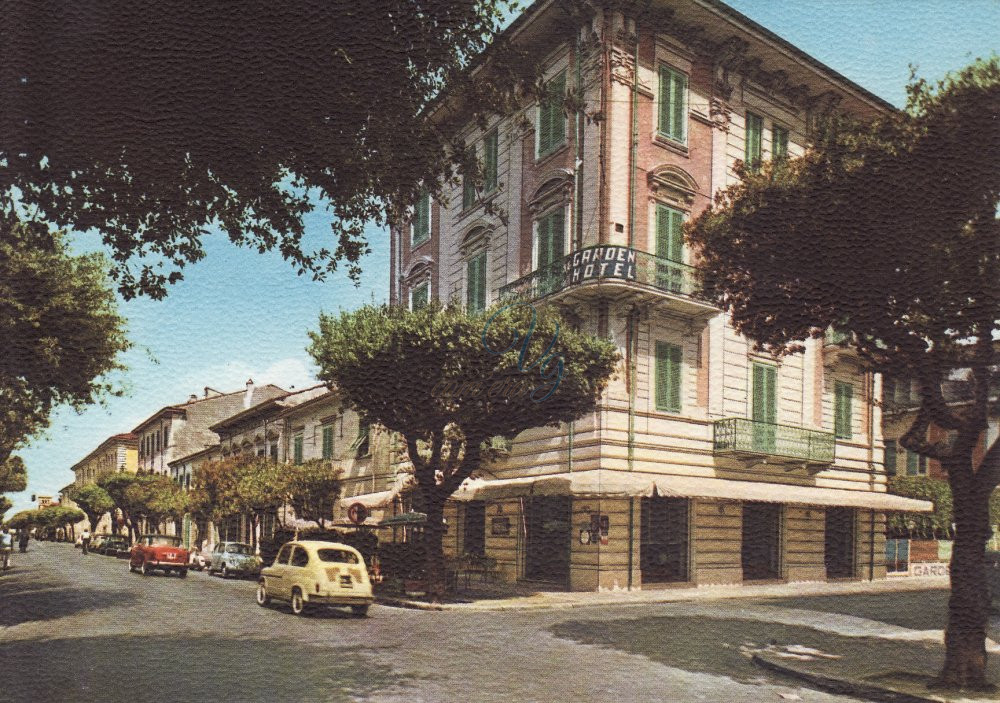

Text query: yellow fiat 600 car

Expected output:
[257,541,373,617]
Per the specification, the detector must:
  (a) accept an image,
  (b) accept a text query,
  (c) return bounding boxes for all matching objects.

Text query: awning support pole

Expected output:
[627,497,635,591]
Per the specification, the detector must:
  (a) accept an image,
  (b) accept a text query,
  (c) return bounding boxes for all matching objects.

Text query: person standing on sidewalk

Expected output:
[18,529,28,553]
[0,529,13,570]
[81,527,91,555]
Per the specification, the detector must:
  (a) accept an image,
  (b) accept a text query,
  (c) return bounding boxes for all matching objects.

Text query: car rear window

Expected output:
[225,544,252,555]
[317,549,359,564]
[147,535,181,547]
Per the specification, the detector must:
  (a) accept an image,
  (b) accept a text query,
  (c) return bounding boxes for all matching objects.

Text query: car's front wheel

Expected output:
[177,568,187,579]
[256,581,271,607]
[290,588,307,616]
[140,560,151,576]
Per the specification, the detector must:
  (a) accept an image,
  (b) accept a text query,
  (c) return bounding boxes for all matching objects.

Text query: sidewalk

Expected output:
[374,573,951,611]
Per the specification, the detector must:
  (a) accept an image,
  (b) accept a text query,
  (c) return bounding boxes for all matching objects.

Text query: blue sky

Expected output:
[7,1,999,514]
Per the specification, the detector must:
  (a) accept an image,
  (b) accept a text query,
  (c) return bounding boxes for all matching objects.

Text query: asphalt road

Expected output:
[0,542,894,702]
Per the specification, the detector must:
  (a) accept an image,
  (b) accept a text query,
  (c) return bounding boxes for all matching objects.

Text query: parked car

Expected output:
[129,534,189,577]
[208,542,262,579]
[88,534,110,554]
[257,541,373,616]
[100,535,130,558]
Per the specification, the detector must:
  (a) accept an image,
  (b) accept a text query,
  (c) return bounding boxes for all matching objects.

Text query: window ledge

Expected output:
[653,134,689,157]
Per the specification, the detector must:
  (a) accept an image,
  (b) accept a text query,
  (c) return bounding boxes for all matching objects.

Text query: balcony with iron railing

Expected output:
[823,327,858,366]
[498,245,716,317]
[713,417,836,466]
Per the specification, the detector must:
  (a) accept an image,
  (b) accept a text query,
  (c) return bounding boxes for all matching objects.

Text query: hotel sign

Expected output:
[568,246,637,285]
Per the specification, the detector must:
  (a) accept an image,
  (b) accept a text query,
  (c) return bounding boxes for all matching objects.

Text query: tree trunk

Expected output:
[937,461,995,691]
[423,497,447,603]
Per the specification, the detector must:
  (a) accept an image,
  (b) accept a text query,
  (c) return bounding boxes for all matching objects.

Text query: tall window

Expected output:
[535,208,565,296]
[745,112,763,169]
[411,187,430,246]
[655,341,682,413]
[654,203,685,292]
[410,281,430,310]
[658,66,688,144]
[906,449,927,476]
[483,129,499,194]
[293,433,304,465]
[467,251,487,314]
[537,71,567,158]
[772,124,789,160]
[834,381,853,439]
[462,171,477,211]
[321,425,334,460]
[884,439,898,476]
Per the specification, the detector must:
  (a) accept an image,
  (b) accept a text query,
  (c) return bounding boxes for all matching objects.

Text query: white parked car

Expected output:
[257,540,373,616]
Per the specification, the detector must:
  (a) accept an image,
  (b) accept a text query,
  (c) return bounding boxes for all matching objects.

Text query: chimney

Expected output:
[244,378,255,409]
[188,394,198,403]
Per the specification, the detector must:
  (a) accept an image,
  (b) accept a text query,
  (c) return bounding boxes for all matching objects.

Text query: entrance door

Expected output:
[524,497,571,583]
[463,501,486,556]
[742,503,782,580]
[640,497,689,583]
[752,363,777,453]
[824,507,856,578]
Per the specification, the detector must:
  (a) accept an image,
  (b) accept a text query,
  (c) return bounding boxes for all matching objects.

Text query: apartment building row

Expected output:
[375,0,932,591]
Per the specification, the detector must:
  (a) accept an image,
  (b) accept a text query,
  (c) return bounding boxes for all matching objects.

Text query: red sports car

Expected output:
[129,534,189,577]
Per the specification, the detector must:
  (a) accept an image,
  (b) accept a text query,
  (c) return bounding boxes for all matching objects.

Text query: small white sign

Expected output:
[909,562,950,577]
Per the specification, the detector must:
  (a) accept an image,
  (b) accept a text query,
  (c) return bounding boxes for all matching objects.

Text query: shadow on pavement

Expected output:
[0,635,402,703]
[551,615,941,686]
[0,579,138,627]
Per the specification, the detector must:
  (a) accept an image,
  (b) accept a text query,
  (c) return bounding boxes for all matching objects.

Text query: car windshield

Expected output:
[147,535,181,547]
[317,549,359,564]
[225,544,253,555]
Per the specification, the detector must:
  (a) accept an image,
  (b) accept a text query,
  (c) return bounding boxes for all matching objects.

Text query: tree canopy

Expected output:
[286,459,343,530]
[70,483,116,534]
[0,1,528,299]
[308,301,620,598]
[0,214,130,466]
[687,58,1000,689]
[99,472,189,537]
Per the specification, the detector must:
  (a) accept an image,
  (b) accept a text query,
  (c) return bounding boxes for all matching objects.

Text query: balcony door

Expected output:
[536,209,566,296]
[655,204,685,293]
[752,363,777,453]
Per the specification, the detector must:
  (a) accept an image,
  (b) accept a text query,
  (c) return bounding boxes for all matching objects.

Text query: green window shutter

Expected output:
[884,440,897,476]
[655,204,684,262]
[745,112,763,169]
[919,455,928,475]
[772,125,789,160]
[835,381,853,439]
[484,130,499,193]
[293,434,304,465]
[412,188,430,244]
[537,209,565,271]
[658,67,688,143]
[752,363,777,424]
[321,426,334,460]
[906,450,918,476]
[538,72,566,156]
[467,252,486,314]
[655,341,682,413]
[411,282,429,310]
[462,172,476,211]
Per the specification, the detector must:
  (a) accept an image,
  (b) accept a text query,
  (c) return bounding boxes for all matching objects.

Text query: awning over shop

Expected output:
[378,511,427,527]
[338,490,394,509]
[451,469,934,513]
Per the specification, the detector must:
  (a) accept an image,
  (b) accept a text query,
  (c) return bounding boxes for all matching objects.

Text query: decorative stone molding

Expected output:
[648,165,699,207]
[528,169,574,214]
[709,98,732,132]
[402,256,434,286]
[458,224,492,256]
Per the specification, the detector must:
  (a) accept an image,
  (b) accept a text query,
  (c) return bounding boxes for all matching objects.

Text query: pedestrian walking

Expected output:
[81,527,91,555]
[0,529,13,570]
[18,529,28,553]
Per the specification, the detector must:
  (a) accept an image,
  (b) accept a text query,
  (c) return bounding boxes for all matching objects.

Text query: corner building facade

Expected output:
[386,0,931,591]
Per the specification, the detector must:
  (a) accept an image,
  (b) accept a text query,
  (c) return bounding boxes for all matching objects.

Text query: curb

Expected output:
[751,653,942,703]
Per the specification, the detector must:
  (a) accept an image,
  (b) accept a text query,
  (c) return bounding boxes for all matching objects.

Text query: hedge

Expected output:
[888,476,1000,539]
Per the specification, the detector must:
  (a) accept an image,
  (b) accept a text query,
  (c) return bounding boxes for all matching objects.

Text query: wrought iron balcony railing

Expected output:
[713,417,836,465]
[498,246,704,302]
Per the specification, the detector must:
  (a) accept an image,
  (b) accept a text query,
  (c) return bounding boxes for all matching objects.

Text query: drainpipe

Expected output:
[574,25,585,251]
[627,306,640,471]
[628,19,639,248]
[627,496,635,590]
[867,370,876,579]
[597,10,610,245]
[869,508,876,581]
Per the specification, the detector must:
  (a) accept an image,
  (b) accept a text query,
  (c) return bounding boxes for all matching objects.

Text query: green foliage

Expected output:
[35,505,85,529]
[0,496,11,521]
[70,483,115,533]
[261,527,377,567]
[0,214,129,463]
[285,459,342,529]
[888,476,1000,540]
[0,457,28,494]
[99,471,189,534]
[1,1,530,299]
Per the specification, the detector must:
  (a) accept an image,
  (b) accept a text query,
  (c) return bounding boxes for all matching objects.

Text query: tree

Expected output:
[0,457,27,494]
[189,458,239,549]
[0,496,11,522]
[308,302,620,600]
[232,458,286,552]
[98,472,188,540]
[99,473,144,541]
[70,484,115,534]
[1,1,531,300]
[35,505,85,541]
[286,459,343,530]
[0,214,130,469]
[4,509,35,530]
[687,58,1000,689]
